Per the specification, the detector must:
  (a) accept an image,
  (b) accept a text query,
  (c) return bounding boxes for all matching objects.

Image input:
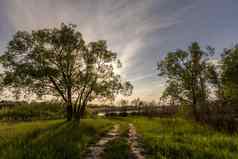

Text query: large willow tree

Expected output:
[0,23,133,121]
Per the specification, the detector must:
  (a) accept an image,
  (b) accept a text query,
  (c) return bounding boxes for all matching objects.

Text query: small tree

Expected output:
[157,42,216,120]
[118,99,129,107]
[0,23,133,121]
[131,98,141,107]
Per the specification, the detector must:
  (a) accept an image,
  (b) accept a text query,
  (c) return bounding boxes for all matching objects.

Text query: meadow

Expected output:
[1,116,237,159]
[0,118,113,159]
[130,117,238,159]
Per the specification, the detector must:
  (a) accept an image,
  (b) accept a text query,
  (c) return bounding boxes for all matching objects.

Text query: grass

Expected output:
[1,116,238,159]
[0,118,113,159]
[103,138,129,159]
[0,102,64,121]
[102,120,130,159]
[129,117,238,159]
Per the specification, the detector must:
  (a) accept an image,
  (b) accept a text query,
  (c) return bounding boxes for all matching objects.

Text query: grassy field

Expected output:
[130,117,238,159]
[1,117,238,159]
[0,118,113,159]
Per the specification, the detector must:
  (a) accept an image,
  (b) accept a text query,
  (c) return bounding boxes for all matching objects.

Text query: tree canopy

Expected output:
[0,23,133,120]
[221,45,238,102]
[157,42,216,120]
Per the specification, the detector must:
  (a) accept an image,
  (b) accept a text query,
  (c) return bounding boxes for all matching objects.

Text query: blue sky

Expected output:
[0,0,238,101]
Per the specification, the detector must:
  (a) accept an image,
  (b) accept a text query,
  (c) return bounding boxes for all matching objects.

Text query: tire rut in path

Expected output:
[84,124,120,159]
[128,123,145,159]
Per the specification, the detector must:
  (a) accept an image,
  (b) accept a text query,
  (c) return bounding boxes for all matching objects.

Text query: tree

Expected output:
[118,99,129,106]
[206,63,224,101]
[221,45,238,102]
[160,80,184,105]
[0,23,133,121]
[131,98,141,106]
[157,42,216,120]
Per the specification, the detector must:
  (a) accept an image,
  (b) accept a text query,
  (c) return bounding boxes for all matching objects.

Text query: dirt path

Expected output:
[84,124,120,159]
[128,123,145,159]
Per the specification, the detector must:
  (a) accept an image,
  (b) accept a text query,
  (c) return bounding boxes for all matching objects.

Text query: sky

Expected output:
[0,0,238,102]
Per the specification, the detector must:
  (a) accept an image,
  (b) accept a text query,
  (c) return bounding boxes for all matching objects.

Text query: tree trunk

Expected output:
[78,88,92,118]
[73,110,81,121]
[191,84,199,121]
[79,104,86,118]
[65,82,74,121]
[66,104,73,121]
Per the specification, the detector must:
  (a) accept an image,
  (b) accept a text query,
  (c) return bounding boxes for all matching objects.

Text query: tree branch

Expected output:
[49,76,67,103]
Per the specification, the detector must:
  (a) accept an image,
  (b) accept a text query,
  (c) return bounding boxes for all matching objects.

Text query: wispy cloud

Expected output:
[2,0,194,100]
[129,73,156,82]
[4,0,181,73]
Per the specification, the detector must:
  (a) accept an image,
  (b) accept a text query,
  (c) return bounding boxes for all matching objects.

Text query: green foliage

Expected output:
[130,117,238,159]
[158,42,216,119]
[221,46,238,102]
[0,118,113,159]
[0,23,133,120]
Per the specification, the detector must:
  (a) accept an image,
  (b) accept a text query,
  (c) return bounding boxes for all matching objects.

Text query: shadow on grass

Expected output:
[0,120,108,159]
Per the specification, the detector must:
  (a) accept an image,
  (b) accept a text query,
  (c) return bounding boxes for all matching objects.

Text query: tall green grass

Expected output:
[130,117,238,159]
[1,116,237,159]
[0,118,113,159]
[0,102,64,121]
